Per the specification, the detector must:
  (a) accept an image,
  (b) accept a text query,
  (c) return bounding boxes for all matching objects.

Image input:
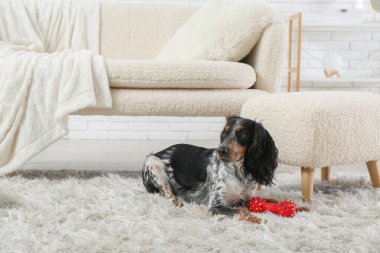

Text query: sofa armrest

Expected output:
[242,20,287,93]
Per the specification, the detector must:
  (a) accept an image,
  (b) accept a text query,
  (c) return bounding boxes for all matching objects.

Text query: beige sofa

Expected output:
[79,2,287,117]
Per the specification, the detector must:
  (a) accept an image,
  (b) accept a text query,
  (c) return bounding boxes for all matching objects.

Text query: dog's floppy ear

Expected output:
[243,122,278,186]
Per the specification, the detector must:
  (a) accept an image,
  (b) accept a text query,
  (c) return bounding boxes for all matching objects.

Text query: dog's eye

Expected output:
[238,131,248,138]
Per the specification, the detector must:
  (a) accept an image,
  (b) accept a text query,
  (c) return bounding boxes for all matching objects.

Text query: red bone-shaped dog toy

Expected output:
[247,197,298,217]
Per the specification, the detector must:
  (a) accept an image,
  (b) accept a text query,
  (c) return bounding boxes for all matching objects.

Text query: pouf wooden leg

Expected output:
[321,166,331,181]
[366,161,380,188]
[301,167,314,203]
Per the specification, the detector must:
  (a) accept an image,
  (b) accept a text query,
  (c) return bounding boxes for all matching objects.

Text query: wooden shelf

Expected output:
[301,78,380,83]
[299,23,380,31]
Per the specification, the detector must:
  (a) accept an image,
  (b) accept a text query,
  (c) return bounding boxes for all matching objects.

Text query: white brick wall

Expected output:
[68,116,226,140]
[69,0,380,141]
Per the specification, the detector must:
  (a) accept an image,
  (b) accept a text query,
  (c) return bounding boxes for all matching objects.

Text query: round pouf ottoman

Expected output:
[241,91,380,202]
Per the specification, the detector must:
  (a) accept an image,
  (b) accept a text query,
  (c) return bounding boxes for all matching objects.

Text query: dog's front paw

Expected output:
[236,209,262,224]
[171,198,183,207]
[245,214,262,224]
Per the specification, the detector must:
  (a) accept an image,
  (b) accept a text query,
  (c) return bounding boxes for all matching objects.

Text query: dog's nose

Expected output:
[218,146,229,156]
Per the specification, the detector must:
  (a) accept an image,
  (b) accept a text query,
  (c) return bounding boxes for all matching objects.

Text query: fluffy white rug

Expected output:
[0,166,379,253]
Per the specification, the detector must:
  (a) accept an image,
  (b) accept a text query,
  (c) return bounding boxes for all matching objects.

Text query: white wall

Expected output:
[68,116,226,140]
[69,0,380,141]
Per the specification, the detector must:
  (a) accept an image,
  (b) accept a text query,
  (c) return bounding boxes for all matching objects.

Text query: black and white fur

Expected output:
[142,116,278,220]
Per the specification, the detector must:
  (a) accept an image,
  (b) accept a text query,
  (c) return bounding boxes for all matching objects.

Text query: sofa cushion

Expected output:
[156,0,279,62]
[106,60,256,89]
[77,88,268,117]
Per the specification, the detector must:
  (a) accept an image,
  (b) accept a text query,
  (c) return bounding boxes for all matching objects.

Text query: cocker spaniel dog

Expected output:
[142,116,278,224]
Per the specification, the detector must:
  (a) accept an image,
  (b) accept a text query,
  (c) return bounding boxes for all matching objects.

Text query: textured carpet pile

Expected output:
[0,166,379,252]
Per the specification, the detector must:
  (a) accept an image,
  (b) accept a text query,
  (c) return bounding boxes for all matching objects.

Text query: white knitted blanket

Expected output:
[0,0,112,174]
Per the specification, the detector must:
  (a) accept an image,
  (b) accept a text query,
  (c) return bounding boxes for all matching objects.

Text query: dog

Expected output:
[142,116,278,224]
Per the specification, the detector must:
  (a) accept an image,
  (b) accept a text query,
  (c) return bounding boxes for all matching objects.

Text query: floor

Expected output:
[25,140,369,176]
[5,154,379,252]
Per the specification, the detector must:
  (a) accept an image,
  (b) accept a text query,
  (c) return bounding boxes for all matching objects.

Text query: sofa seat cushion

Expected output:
[77,88,267,116]
[106,60,256,89]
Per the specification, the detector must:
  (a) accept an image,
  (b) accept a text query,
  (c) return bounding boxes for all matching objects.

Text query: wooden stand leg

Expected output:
[366,161,380,188]
[301,167,314,203]
[321,166,331,181]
